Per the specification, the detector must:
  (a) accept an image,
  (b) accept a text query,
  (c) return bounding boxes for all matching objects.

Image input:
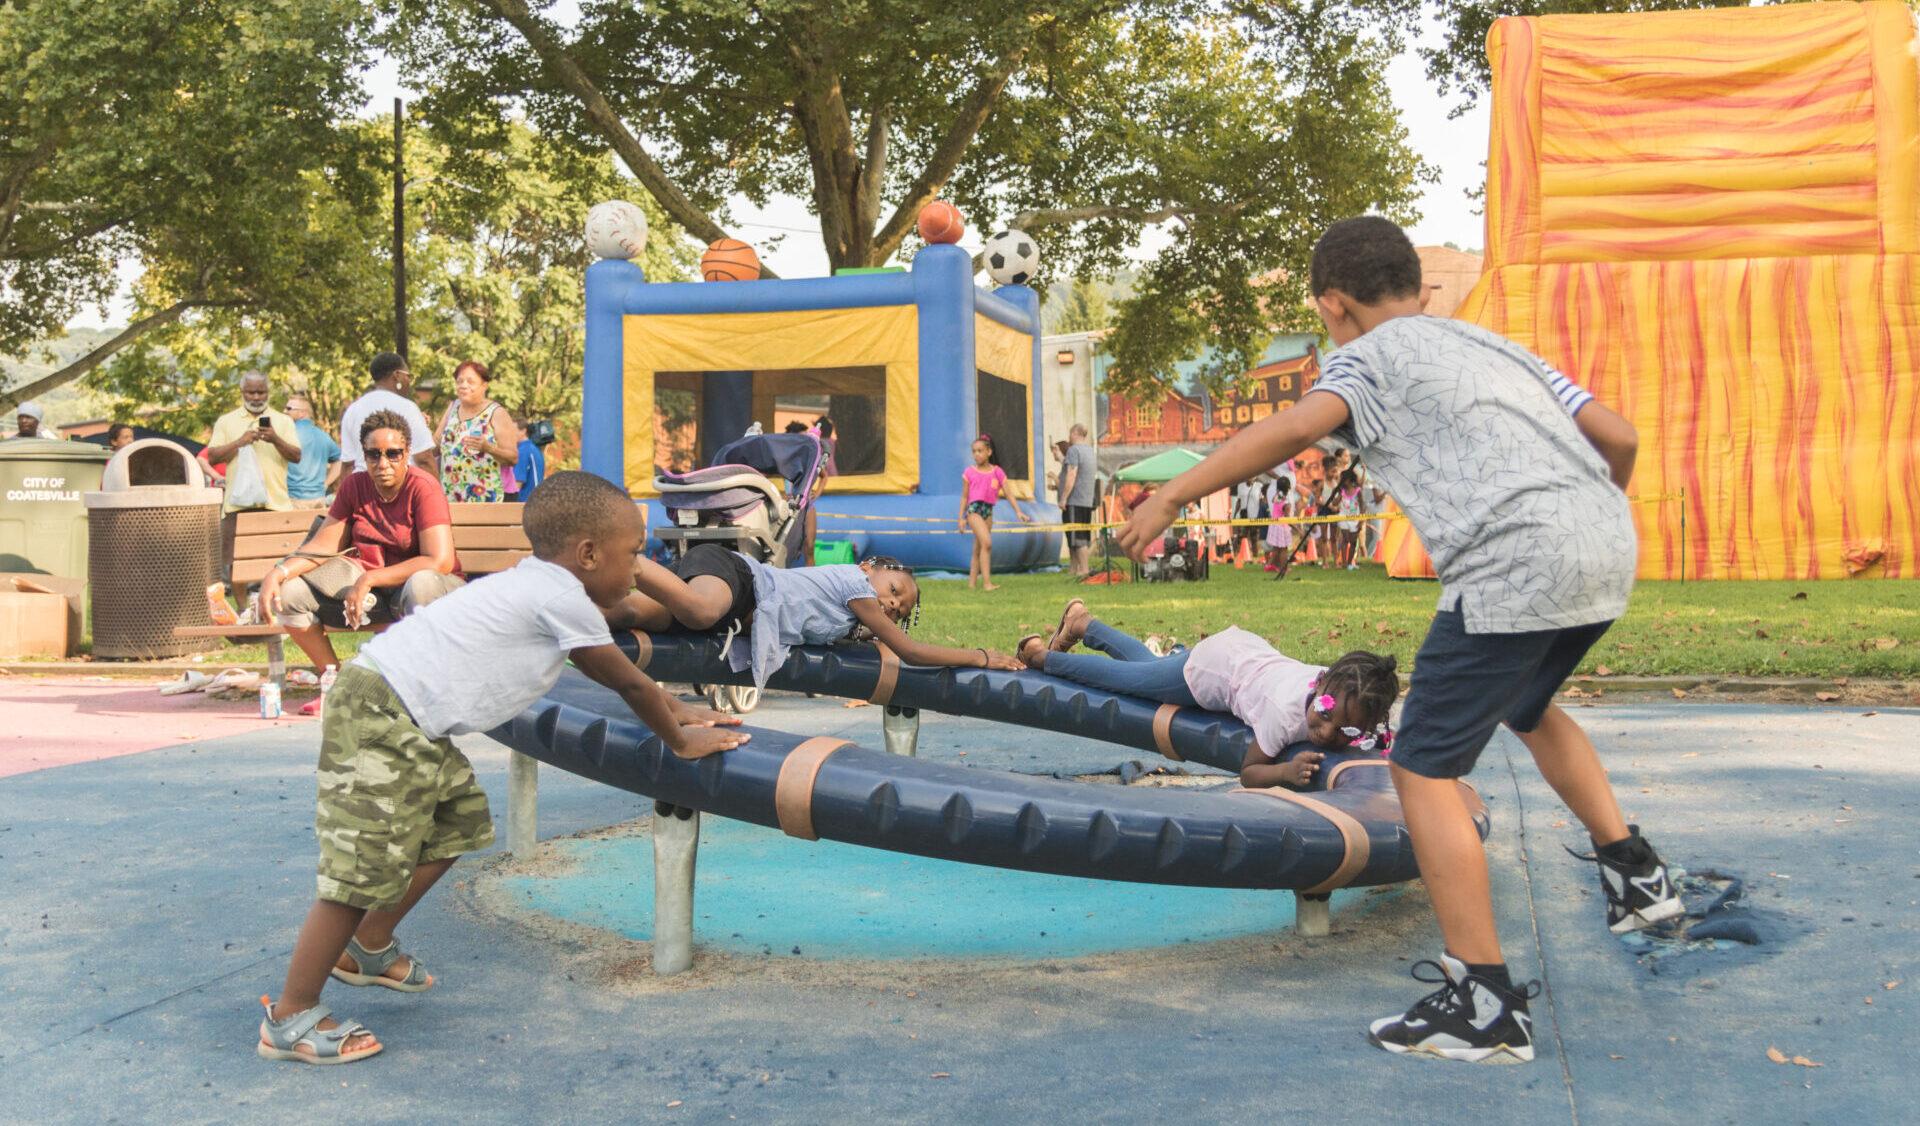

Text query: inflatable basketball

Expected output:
[701,238,762,282]
[917,200,965,245]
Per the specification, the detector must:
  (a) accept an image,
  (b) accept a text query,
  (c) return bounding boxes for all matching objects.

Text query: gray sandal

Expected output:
[330,937,433,992]
[256,996,381,1065]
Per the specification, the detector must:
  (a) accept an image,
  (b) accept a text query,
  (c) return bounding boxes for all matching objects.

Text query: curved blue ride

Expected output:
[489,636,1489,893]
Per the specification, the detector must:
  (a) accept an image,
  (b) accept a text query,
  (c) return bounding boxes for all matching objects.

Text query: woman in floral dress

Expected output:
[437,360,518,503]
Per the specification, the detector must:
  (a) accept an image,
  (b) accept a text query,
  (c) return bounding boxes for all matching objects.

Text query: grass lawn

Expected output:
[910,563,1920,679]
[173,563,1917,679]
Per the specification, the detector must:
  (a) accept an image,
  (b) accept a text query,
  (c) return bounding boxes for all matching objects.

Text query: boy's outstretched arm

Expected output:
[570,643,750,759]
[1118,391,1350,560]
[1574,400,1638,490]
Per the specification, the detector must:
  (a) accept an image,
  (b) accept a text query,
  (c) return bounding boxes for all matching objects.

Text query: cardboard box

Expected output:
[0,590,68,658]
[0,573,84,656]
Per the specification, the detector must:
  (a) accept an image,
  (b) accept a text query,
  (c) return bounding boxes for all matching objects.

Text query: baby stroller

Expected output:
[653,431,827,714]
[653,431,824,569]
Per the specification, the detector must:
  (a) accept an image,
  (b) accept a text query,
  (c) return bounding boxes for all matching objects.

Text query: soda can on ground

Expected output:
[259,682,282,719]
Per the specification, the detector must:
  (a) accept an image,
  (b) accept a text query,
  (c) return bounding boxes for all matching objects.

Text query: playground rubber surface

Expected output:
[1,688,1914,1122]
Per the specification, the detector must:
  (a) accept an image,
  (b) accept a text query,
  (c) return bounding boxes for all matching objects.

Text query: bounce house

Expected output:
[1384,0,1920,580]
[579,214,1062,572]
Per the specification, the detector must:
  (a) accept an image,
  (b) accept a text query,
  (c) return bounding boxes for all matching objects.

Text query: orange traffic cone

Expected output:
[1233,537,1253,569]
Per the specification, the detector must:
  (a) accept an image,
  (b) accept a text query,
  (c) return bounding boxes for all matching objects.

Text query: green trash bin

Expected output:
[812,539,857,565]
[0,437,110,579]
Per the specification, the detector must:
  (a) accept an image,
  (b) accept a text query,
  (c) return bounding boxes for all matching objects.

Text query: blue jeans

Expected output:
[1041,619,1200,707]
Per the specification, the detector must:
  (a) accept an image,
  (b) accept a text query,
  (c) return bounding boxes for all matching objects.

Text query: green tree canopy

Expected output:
[0,0,379,411]
[91,116,692,440]
[395,0,1431,401]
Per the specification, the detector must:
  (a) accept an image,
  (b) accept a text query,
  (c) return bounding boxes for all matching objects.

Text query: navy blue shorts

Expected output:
[1392,609,1613,779]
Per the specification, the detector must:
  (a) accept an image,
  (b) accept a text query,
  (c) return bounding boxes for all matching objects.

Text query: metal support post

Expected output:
[1295,892,1331,937]
[882,705,920,757]
[652,801,699,976]
[507,751,538,855]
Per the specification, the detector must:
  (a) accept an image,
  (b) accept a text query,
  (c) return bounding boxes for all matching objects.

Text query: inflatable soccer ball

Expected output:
[585,200,648,260]
[983,229,1038,286]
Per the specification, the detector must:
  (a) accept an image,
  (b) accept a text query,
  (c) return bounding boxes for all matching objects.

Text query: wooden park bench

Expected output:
[175,503,532,691]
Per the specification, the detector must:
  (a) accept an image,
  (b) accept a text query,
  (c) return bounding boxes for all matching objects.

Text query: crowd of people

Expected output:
[174,352,556,584]
[1235,447,1388,576]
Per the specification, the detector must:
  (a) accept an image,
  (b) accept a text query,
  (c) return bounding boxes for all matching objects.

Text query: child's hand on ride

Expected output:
[981,649,1024,671]
[1280,750,1325,787]
[672,700,743,728]
[1117,493,1177,561]
[666,725,751,760]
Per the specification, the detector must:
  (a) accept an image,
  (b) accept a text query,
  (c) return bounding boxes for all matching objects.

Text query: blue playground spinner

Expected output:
[490,637,1489,892]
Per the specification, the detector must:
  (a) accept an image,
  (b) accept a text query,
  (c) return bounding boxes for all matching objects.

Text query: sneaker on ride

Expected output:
[1569,825,1684,933]
[1368,954,1540,1064]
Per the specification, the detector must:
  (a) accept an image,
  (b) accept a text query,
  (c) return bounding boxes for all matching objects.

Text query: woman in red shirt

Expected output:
[261,410,466,673]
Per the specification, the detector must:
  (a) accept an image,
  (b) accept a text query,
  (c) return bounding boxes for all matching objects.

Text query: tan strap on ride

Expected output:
[1324,758,1391,789]
[867,644,900,705]
[1151,704,1184,761]
[1229,786,1371,893]
[774,737,850,840]
[629,630,654,671]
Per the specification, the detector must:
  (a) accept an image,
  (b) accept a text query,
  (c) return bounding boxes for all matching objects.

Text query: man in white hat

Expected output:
[12,401,44,438]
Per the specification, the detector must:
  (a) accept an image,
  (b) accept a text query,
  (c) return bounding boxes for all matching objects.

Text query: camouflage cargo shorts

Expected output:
[314,663,494,910]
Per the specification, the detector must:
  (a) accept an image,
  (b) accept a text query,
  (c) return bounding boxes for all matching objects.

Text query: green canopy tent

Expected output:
[1112,447,1205,483]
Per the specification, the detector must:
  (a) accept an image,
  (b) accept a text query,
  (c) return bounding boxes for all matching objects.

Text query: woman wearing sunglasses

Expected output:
[1018,599,1399,788]
[260,410,467,683]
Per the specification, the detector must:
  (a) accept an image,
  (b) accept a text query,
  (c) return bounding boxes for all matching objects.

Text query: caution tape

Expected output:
[815,491,1684,538]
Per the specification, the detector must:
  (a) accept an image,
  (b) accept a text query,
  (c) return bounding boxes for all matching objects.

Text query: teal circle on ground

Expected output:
[502,817,1360,959]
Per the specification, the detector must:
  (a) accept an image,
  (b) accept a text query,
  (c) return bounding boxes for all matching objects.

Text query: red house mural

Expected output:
[1100,349,1319,447]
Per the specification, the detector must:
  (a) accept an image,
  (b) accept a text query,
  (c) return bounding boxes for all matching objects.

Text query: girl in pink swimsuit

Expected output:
[957,433,1030,591]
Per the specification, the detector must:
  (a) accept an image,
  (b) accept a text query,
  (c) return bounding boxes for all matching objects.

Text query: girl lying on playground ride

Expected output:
[613,543,1026,688]
[1016,600,1399,789]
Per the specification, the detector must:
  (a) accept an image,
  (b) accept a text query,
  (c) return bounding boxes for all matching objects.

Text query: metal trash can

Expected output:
[0,436,110,579]
[85,440,223,659]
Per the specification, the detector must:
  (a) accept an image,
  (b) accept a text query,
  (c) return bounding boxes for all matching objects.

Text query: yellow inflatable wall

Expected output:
[1386,0,1920,580]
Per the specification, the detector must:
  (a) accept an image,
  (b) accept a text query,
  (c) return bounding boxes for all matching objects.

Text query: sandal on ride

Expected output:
[256,996,381,1065]
[330,937,433,991]
[1047,599,1087,653]
[1016,634,1048,670]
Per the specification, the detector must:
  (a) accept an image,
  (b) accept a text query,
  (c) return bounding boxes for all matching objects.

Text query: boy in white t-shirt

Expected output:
[1015,599,1399,787]
[256,472,747,1066]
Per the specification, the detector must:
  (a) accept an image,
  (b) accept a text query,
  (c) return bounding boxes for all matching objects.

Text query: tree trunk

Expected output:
[477,0,776,274]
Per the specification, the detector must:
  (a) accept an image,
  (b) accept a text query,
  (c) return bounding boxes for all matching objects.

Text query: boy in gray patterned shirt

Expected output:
[1119,217,1682,1064]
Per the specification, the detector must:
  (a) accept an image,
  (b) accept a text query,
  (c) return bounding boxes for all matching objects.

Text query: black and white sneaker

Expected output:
[1568,825,1685,933]
[1368,954,1540,1064]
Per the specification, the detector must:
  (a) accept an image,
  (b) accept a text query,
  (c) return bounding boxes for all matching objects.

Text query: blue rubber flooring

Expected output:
[2,687,1916,1123]
[502,819,1367,957]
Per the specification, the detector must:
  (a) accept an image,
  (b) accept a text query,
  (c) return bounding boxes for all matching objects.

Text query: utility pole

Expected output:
[392,97,408,361]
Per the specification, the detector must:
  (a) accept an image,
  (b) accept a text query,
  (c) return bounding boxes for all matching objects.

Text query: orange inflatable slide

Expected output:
[1385,0,1920,580]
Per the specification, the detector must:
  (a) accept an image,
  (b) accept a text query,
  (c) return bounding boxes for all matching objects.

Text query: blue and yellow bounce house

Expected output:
[578,200,1062,572]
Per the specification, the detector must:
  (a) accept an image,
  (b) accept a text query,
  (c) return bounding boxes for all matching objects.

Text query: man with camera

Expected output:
[206,371,302,582]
